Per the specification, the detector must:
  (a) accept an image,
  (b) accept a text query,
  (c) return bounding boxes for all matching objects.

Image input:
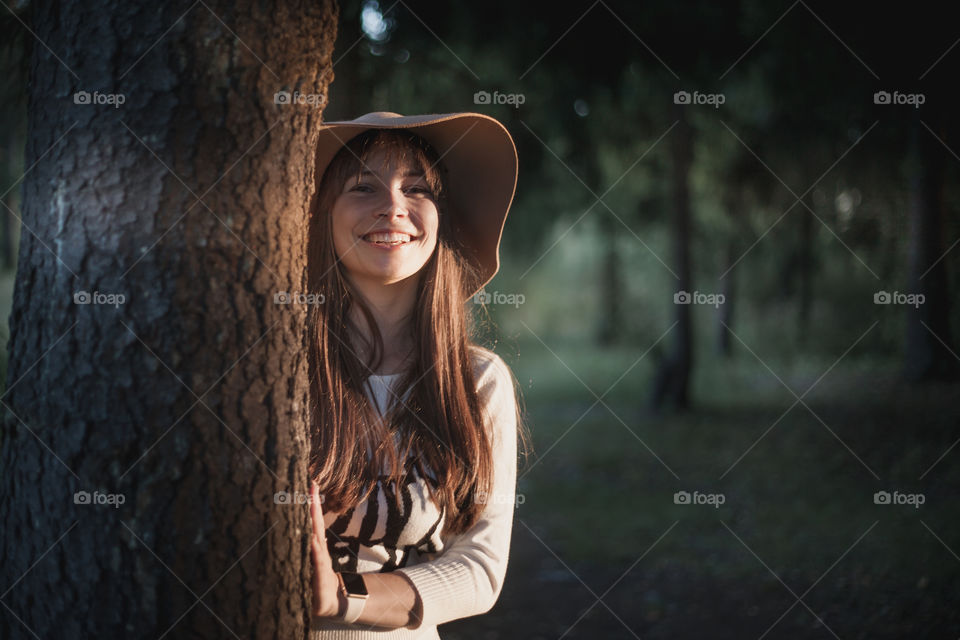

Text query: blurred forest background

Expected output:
[2,0,959,638]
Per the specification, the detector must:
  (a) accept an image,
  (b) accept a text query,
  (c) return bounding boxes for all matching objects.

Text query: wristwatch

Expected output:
[336,571,369,623]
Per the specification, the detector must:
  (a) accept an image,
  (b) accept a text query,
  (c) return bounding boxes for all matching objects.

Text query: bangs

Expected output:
[326,129,446,200]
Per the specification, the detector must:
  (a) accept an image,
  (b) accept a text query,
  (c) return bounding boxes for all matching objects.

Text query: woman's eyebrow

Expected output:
[356,169,425,178]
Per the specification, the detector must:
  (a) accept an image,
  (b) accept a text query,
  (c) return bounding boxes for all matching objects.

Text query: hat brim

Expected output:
[315,112,518,299]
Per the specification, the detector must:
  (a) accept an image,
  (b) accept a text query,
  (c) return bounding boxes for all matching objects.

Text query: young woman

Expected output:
[306,112,529,638]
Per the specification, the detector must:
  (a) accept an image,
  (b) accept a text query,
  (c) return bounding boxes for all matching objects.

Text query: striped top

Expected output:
[310,347,519,638]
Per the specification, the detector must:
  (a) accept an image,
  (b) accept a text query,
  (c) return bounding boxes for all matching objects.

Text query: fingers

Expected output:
[310,481,327,550]
[310,485,333,575]
[311,480,324,515]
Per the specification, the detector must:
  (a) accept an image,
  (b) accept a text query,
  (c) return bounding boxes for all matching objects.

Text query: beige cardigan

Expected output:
[310,347,519,639]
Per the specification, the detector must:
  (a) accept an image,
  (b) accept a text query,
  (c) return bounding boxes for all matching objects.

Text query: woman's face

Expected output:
[330,149,440,291]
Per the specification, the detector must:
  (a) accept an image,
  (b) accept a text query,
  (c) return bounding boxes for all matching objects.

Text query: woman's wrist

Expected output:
[334,571,350,619]
[355,571,420,629]
[317,570,418,629]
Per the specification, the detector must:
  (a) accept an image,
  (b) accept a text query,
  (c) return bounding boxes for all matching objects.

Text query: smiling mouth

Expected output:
[362,232,416,246]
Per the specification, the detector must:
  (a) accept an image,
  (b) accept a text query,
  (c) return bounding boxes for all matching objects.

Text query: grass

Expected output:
[502,337,960,594]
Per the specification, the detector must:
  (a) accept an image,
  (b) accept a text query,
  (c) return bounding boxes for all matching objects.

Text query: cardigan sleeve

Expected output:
[394,349,519,629]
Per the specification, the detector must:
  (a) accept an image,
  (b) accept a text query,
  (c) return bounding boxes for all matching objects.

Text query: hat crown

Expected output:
[349,111,404,124]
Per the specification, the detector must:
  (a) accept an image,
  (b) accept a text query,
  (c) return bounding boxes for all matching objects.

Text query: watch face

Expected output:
[341,572,368,597]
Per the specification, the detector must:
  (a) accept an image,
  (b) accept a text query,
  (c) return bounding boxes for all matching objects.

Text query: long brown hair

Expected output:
[307,129,528,536]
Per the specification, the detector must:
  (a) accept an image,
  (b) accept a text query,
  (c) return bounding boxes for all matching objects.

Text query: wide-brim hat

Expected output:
[315,112,518,300]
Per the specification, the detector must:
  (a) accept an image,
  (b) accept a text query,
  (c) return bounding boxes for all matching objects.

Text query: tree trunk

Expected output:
[1,188,15,270]
[1,127,19,270]
[324,13,361,122]
[651,106,693,410]
[796,191,814,346]
[596,210,623,346]
[0,2,338,639]
[904,111,955,381]
[717,238,736,358]
[716,186,738,358]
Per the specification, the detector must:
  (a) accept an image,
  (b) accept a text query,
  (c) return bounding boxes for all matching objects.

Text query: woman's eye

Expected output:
[405,185,432,195]
[349,183,374,193]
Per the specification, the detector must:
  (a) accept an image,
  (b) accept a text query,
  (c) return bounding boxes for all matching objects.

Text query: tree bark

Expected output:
[0,1,338,639]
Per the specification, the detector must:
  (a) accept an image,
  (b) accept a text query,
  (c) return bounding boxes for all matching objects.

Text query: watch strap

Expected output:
[337,572,368,624]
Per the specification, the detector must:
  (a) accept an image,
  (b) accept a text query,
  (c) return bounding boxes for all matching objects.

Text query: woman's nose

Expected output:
[378,187,408,218]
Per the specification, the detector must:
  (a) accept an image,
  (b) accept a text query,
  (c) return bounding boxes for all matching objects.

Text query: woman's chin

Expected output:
[354,259,430,285]
[357,269,422,289]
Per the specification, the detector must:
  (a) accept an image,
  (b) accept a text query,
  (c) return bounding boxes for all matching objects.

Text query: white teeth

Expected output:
[364,232,412,244]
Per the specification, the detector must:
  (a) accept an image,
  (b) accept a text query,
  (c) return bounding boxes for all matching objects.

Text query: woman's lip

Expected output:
[360,237,416,250]
[361,232,417,240]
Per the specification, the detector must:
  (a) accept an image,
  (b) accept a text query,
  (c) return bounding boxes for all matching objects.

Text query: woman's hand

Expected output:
[310,480,345,618]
